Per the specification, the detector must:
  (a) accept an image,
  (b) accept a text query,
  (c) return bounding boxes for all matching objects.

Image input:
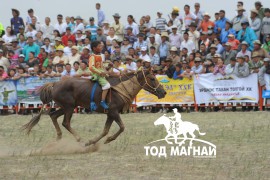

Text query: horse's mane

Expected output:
[108,71,142,86]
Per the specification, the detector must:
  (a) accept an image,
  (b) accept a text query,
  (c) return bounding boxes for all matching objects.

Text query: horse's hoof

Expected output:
[104,137,114,144]
[85,140,94,146]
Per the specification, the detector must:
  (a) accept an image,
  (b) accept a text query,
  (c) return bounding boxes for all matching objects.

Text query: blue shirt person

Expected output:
[11,9,25,35]
[214,10,228,34]
[173,64,184,80]
[22,37,40,61]
[220,20,236,44]
[85,17,98,41]
[96,3,105,27]
[237,20,257,51]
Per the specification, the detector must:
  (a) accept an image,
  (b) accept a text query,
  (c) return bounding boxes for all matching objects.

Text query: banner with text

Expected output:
[264,74,270,90]
[0,80,17,106]
[136,75,194,106]
[194,73,258,104]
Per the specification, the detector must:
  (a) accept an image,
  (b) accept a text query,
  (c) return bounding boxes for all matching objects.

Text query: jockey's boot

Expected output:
[100,101,109,110]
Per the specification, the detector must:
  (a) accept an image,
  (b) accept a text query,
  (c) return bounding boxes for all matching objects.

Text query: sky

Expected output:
[1,0,270,28]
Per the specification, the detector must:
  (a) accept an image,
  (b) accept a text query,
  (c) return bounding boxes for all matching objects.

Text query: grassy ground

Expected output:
[0,111,270,180]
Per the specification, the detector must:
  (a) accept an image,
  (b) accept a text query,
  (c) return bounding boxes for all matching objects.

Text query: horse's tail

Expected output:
[21,83,54,134]
[195,125,206,136]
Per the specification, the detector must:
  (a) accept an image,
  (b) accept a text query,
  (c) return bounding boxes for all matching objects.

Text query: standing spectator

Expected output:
[26,9,39,25]
[188,22,200,50]
[191,57,203,74]
[168,46,180,65]
[62,27,76,46]
[194,3,204,29]
[111,13,124,42]
[25,24,37,40]
[200,13,215,32]
[2,26,16,44]
[169,26,182,51]
[0,50,10,71]
[120,38,131,55]
[163,58,175,78]
[156,12,167,33]
[159,32,170,61]
[124,27,137,45]
[23,36,40,61]
[86,17,98,41]
[213,58,226,75]
[220,20,236,44]
[214,10,228,34]
[231,7,249,34]
[214,12,220,23]
[147,27,161,44]
[252,40,270,58]
[41,17,54,40]
[227,34,240,50]
[73,16,84,34]
[237,41,251,59]
[250,9,262,39]
[225,57,237,75]
[145,15,154,36]
[31,16,42,32]
[67,17,76,33]
[17,26,26,40]
[125,15,139,36]
[147,34,159,54]
[68,46,80,65]
[235,56,249,77]
[11,9,24,35]
[237,20,257,51]
[258,58,270,89]
[263,34,270,53]
[149,46,160,66]
[206,44,217,60]
[255,1,265,20]
[54,14,67,36]
[261,8,270,42]
[249,52,263,73]
[183,4,198,30]
[170,12,182,34]
[222,42,237,65]
[96,3,105,27]
[180,32,195,55]
[102,20,110,36]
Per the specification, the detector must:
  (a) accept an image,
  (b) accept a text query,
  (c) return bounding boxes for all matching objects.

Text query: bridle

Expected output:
[120,70,161,94]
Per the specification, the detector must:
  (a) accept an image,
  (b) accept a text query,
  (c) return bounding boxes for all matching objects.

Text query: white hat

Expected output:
[171,25,178,29]
[102,20,109,24]
[142,55,151,63]
[141,46,147,51]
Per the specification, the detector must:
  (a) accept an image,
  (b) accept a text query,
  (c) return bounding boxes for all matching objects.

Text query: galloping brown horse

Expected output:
[22,70,166,146]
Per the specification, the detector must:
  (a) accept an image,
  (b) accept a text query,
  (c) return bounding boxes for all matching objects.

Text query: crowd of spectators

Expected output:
[0,2,270,90]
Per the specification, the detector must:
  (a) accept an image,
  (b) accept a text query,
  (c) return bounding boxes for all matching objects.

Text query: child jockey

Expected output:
[89,41,110,109]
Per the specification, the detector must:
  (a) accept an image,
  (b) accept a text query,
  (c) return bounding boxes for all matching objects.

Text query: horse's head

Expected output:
[136,69,166,99]
[154,114,170,126]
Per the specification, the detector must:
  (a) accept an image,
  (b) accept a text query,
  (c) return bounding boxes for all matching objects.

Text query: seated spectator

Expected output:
[199,44,208,60]
[213,58,226,75]
[143,57,152,69]
[206,44,217,61]
[18,34,26,49]
[139,47,150,61]
[244,55,250,63]
[15,66,28,78]
[0,66,8,81]
[149,46,160,66]
[63,40,73,56]
[35,31,44,47]
[112,59,125,76]
[136,59,143,71]
[8,50,19,69]
[163,58,175,78]
[258,58,270,89]
[26,24,37,40]
[73,61,80,72]
[148,34,160,54]
[186,53,195,67]
[124,27,137,46]
[62,27,76,46]
[237,19,257,51]
[220,19,236,44]
[168,46,180,65]
[96,28,107,44]
[43,65,56,78]
[180,32,195,55]
[80,47,91,63]
[213,53,221,65]
[213,38,224,54]
[23,36,40,61]
[181,66,194,79]
[262,34,270,53]
[180,48,188,61]
[173,64,184,80]
[235,56,249,77]
[10,38,21,55]
[133,33,147,54]
[61,63,76,77]
[55,64,64,77]
[75,61,91,78]
[252,40,270,58]
[53,48,69,65]
[222,42,237,65]
[227,34,240,50]
[248,52,263,73]
[33,64,41,76]
[203,59,214,73]
[0,49,10,71]
[41,52,49,67]
[120,38,131,55]
[237,41,251,59]
[68,46,80,65]
[124,56,137,73]
[181,60,188,71]
[191,57,203,74]
[27,51,39,67]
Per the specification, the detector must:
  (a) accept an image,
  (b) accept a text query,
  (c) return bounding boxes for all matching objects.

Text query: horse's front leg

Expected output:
[165,134,173,144]
[104,113,124,144]
[179,133,187,146]
[85,117,113,146]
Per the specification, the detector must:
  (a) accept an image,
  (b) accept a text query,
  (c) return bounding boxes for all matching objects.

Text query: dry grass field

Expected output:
[0,112,270,180]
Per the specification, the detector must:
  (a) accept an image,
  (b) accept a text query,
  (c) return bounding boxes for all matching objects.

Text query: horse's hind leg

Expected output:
[49,109,65,140]
[104,114,125,144]
[85,117,113,146]
[62,108,81,142]
[189,132,196,147]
